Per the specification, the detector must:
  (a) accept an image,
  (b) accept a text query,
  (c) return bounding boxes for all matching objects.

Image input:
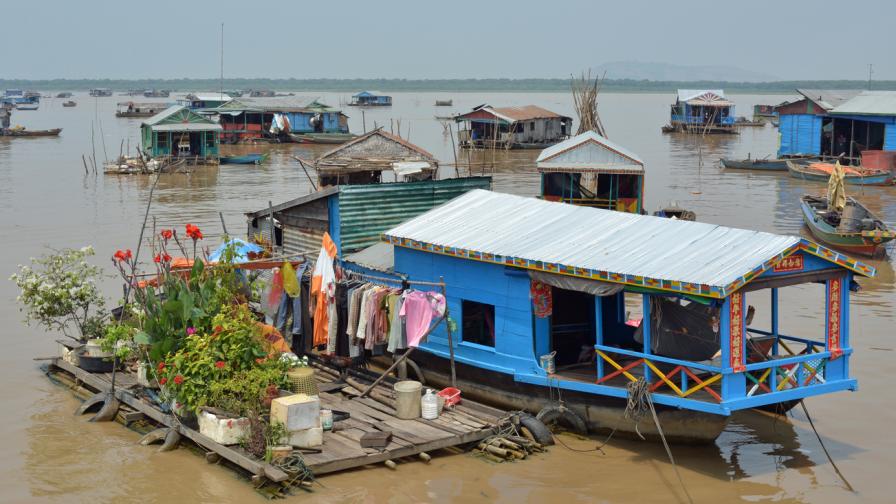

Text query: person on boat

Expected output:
[836,133,848,157]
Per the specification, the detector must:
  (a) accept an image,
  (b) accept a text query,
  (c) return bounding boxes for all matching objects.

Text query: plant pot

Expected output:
[137,362,160,388]
[197,410,250,445]
[75,351,115,373]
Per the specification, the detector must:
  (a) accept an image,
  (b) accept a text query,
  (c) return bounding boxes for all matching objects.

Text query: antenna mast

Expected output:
[220,23,224,99]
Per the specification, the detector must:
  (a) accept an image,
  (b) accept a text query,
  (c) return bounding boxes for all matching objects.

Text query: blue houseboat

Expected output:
[777,89,896,165]
[664,89,737,134]
[341,189,874,443]
[349,91,392,107]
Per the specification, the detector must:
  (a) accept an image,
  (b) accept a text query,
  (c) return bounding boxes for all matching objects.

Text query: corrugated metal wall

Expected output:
[778,114,822,156]
[884,124,896,151]
[282,225,325,257]
[338,177,491,253]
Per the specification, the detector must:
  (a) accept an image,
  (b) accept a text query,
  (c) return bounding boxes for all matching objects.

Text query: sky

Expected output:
[3,0,895,81]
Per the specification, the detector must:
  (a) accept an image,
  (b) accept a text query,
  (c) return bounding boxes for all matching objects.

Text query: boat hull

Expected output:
[393,351,728,444]
[220,154,267,165]
[787,161,894,186]
[720,158,789,171]
[1,128,62,137]
[800,197,895,256]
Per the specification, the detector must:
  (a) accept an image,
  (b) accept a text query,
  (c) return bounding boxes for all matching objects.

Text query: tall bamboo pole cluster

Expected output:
[571,70,608,137]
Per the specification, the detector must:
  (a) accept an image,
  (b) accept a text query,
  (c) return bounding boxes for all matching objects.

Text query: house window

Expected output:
[462,300,495,347]
[529,121,535,131]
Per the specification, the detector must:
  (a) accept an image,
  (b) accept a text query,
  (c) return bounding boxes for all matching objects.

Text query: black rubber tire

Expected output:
[519,413,555,446]
[536,405,588,436]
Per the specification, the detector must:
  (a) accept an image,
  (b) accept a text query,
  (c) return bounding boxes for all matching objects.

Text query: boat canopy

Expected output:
[383,190,874,298]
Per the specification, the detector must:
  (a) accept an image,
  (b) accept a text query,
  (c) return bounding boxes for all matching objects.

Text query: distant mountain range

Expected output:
[593,61,779,83]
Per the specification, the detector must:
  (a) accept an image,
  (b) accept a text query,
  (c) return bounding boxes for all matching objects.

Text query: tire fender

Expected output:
[518,413,555,446]
[536,405,588,436]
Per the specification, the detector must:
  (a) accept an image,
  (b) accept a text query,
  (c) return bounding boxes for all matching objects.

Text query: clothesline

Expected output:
[342,269,446,288]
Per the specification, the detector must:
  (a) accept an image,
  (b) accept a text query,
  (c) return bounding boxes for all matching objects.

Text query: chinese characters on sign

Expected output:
[773,255,804,273]
[828,277,843,359]
[729,292,746,372]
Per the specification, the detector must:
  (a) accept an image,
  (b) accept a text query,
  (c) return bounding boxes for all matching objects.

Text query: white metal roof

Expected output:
[830,91,896,116]
[384,190,872,296]
[536,131,644,174]
[677,89,726,101]
[142,105,187,126]
[187,93,232,102]
[151,123,222,132]
[796,89,860,111]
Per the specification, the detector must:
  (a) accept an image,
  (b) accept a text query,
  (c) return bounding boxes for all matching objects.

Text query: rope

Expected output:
[799,400,855,492]
[273,452,319,489]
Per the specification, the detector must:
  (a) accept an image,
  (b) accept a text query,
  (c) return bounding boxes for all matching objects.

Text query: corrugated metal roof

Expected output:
[142,105,220,130]
[677,89,732,106]
[315,129,438,173]
[215,97,338,113]
[829,90,896,116]
[353,91,387,97]
[796,89,860,111]
[245,187,339,218]
[457,105,570,123]
[384,190,873,297]
[151,123,222,132]
[186,93,232,103]
[536,131,644,174]
[142,105,188,126]
[344,242,394,272]
[339,177,491,253]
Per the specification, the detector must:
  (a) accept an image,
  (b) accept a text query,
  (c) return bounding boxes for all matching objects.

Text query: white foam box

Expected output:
[197,411,250,446]
[270,394,321,431]
[287,426,323,448]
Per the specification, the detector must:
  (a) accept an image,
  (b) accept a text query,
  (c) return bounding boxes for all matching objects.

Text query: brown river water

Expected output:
[1,92,894,503]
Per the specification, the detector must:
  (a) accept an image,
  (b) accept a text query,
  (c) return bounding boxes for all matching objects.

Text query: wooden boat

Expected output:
[653,203,696,221]
[786,160,894,186]
[220,153,268,165]
[435,99,453,106]
[1,128,62,137]
[16,103,38,111]
[720,158,788,171]
[56,92,73,98]
[62,101,77,107]
[801,195,895,256]
[289,132,356,145]
[733,117,766,127]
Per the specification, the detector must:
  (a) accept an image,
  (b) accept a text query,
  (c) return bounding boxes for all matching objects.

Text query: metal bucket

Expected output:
[393,380,422,419]
[539,351,557,374]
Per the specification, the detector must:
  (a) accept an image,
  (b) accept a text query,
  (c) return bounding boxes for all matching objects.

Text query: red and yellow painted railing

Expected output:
[595,346,724,403]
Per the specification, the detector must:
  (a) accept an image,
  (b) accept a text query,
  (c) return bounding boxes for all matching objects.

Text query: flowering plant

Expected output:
[10,246,107,342]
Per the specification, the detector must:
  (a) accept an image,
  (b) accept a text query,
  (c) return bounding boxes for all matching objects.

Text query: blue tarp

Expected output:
[208,239,263,263]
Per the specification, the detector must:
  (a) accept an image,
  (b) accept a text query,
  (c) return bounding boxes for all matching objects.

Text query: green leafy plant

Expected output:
[10,246,107,342]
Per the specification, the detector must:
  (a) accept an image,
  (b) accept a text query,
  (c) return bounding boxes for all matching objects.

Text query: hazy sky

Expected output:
[3,0,894,80]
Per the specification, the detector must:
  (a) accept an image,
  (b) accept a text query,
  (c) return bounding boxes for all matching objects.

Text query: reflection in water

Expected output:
[1,92,893,502]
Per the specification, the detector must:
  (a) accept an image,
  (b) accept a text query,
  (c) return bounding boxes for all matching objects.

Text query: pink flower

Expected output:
[186,327,196,335]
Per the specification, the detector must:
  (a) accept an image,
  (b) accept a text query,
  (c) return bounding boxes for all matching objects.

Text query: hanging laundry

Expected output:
[282,261,300,297]
[311,232,337,347]
[400,291,446,348]
[530,280,552,318]
[387,294,406,353]
[261,268,283,321]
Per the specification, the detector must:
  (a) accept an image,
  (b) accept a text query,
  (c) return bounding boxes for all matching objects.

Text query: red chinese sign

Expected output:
[827,277,843,359]
[773,255,804,273]
[729,292,746,372]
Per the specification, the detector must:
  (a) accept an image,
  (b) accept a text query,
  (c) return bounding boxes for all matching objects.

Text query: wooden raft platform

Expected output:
[47,357,509,482]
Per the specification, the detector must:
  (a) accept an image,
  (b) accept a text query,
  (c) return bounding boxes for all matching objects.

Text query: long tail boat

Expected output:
[220,153,268,165]
[1,128,62,137]
[786,160,894,186]
[801,195,895,256]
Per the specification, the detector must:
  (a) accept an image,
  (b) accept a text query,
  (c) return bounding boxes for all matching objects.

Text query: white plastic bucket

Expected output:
[393,380,422,419]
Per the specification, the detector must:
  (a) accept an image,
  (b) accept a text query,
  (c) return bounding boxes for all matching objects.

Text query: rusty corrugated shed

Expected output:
[338,177,491,253]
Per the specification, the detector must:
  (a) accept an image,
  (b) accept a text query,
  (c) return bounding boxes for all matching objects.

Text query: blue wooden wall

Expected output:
[393,247,541,375]
[778,114,822,156]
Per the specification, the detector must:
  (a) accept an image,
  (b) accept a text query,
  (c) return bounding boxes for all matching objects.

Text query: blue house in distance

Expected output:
[776,89,896,163]
[349,91,392,107]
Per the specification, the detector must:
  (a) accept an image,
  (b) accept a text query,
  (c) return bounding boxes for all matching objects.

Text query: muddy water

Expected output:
[1,92,894,503]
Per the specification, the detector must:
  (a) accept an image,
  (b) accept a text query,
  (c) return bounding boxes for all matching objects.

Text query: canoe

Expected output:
[786,160,894,186]
[1,128,62,137]
[720,158,790,171]
[62,101,77,107]
[801,195,895,256]
[220,153,268,165]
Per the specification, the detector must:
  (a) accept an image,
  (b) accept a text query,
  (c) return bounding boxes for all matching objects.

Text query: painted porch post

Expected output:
[771,287,779,356]
[642,294,651,382]
[721,293,746,401]
[595,295,604,380]
[825,275,848,381]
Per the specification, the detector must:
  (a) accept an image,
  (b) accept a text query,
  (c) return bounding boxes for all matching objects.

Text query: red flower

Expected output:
[213,325,223,334]
[173,375,184,385]
[159,377,168,385]
[162,253,171,262]
[113,249,132,262]
[160,229,173,241]
[215,361,225,369]
[157,362,165,372]
[153,254,161,263]
[185,224,203,241]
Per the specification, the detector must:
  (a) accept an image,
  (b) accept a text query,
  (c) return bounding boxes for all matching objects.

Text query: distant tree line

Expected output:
[2,78,893,93]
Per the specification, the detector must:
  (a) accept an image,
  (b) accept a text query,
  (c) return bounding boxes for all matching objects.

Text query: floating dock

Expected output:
[47,356,513,489]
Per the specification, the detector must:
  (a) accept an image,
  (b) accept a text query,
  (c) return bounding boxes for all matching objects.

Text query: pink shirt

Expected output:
[400,291,446,347]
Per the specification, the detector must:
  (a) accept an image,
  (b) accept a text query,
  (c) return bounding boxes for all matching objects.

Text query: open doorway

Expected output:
[550,287,595,369]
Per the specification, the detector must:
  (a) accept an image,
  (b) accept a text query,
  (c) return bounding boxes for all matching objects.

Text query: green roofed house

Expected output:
[140,105,222,164]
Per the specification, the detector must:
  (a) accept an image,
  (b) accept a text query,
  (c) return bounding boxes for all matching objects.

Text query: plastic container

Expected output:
[287,367,319,396]
[393,380,422,419]
[539,351,557,374]
[437,387,462,407]
[320,409,334,431]
[421,389,439,420]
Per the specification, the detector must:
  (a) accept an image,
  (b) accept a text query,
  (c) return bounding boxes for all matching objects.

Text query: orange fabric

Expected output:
[808,162,864,177]
[256,322,291,355]
[311,232,337,347]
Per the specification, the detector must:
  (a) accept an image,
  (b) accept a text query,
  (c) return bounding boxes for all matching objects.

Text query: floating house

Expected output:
[665,89,736,134]
[116,102,169,118]
[180,93,232,110]
[310,129,438,187]
[454,105,573,149]
[246,177,491,257]
[349,91,392,107]
[140,106,222,162]
[211,97,349,143]
[89,88,113,97]
[776,89,896,164]
[357,189,874,441]
[536,131,644,213]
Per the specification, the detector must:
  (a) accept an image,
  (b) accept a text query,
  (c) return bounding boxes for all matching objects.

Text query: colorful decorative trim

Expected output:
[827,277,843,359]
[729,292,746,373]
[382,235,874,300]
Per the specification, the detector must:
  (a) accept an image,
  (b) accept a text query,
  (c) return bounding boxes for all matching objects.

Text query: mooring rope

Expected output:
[799,400,855,492]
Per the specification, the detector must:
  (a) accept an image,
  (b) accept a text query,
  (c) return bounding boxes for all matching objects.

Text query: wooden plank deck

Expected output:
[47,357,507,482]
